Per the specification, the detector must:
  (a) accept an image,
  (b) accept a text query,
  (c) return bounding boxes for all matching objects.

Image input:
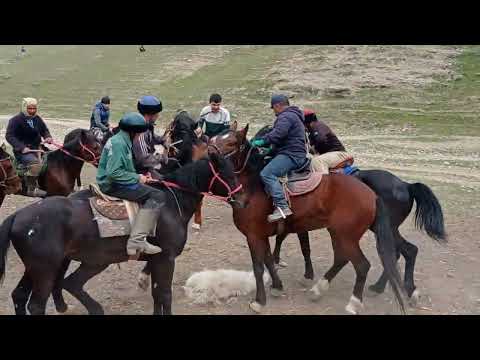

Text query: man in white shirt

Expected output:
[198,93,231,138]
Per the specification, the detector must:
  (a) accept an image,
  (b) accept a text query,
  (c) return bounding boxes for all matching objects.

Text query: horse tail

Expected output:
[409,183,446,242]
[372,197,407,315]
[0,213,15,285]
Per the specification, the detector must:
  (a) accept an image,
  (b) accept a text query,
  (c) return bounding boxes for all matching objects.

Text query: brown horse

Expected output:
[0,145,22,205]
[209,125,408,314]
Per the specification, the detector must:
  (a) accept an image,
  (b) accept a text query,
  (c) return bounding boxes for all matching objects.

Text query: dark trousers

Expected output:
[104,183,166,209]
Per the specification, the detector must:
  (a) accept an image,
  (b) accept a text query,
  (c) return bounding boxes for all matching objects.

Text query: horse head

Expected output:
[0,144,22,195]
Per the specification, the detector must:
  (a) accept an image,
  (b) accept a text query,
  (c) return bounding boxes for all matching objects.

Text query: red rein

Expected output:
[161,161,242,203]
[47,140,99,166]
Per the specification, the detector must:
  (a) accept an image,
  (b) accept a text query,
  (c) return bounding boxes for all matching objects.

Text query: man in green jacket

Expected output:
[97,112,166,256]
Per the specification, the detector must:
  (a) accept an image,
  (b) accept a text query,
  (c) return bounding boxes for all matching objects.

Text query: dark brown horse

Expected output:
[0,152,244,315]
[0,145,22,205]
[209,125,408,314]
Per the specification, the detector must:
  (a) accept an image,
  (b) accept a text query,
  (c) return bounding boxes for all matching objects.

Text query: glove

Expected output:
[251,139,266,148]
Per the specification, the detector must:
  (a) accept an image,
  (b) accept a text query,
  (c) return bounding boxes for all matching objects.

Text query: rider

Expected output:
[90,96,112,141]
[132,95,168,174]
[96,112,166,256]
[250,94,307,223]
[5,97,53,198]
[198,93,231,138]
[303,109,352,174]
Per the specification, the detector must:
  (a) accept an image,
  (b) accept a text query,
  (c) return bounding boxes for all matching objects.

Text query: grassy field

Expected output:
[1,45,479,136]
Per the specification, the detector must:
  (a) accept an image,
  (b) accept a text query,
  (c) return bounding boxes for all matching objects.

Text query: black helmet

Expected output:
[118,112,148,133]
[101,96,111,105]
[137,95,163,115]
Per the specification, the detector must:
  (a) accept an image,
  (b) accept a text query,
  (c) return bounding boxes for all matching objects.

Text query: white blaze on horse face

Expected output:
[221,134,230,140]
[211,136,217,143]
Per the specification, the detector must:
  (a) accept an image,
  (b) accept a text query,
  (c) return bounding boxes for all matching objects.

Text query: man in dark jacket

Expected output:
[251,94,307,222]
[90,96,112,142]
[303,109,352,174]
[6,97,53,197]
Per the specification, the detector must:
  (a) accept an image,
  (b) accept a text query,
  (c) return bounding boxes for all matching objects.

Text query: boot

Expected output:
[127,208,163,256]
[267,206,293,223]
[24,164,46,198]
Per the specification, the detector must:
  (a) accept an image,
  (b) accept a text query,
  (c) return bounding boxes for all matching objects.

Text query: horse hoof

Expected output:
[298,277,315,288]
[366,285,383,298]
[55,303,69,314]
[249,301,264,314]
[408,289,421,308]
[138,272,150,292]
[270,287,284,298]
[345,296,363,315]
[309,278,329,302]
[191,223,201,231]
[277,260,288,268]
[55,304,75,315]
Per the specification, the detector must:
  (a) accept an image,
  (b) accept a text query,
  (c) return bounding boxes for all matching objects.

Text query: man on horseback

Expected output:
[132,95,168,174]
[96,112,166,256]
[302,109,353,174]
[250,94,307,222]
[5,97,53,198]
[90,96,112,142]
[198,93,231,138]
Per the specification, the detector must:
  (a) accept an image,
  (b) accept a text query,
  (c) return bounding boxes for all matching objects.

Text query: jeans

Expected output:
[15,152,41,166]
[260,154,299,209]
[104,183,166,209]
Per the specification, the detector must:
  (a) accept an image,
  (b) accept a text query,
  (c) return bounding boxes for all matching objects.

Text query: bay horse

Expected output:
[253,125,446,305]
[209,125,408,314]
[0,151,244,315]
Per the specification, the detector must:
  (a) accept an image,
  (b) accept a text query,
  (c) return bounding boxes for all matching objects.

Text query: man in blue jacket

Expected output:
[90,96,112,141]
[251,94,307,222]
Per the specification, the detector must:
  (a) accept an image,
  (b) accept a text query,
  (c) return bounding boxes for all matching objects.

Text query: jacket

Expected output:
[261,106,306,165]
[96,130,140,193]
[90,102,110,132]
[6,112,52,154]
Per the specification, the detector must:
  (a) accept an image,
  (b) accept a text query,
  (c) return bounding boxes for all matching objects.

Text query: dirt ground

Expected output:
[0,117,479,316]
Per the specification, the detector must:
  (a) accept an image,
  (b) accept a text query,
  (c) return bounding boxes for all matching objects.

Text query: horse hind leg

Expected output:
[11,273,32,315]
[345,246,371,315]
[63,263,108,315]
[52,259,71,313]
[400,238,420,306]
[27,269,58,315]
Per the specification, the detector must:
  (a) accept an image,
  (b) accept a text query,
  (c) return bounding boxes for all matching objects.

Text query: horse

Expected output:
[253,125,446,304]
[0,145,22,205]
[208,125,409,314]
[0,151,245,315]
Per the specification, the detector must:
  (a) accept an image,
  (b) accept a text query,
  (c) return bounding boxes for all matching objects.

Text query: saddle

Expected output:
[280,159,323,196]
[88,184,143,238]
[329,156,356,174]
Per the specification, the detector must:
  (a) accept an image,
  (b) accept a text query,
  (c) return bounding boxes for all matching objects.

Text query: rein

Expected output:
[0,157,21,190]
[47,140,99,166]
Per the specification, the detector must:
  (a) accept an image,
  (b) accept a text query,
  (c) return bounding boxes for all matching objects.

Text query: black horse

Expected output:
[253,125,446,303]
[0,152,244,315]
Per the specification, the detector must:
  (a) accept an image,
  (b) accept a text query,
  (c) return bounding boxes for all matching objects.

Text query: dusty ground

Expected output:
[0,117,478,315]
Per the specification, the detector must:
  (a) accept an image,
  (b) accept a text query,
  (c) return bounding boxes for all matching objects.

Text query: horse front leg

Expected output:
[150,257,175,315]
[192,199,203,230]
[247,235,268,314]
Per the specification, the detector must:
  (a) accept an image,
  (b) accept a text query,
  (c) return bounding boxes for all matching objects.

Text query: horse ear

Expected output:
[239,123,249,138]
[230,120,238,131]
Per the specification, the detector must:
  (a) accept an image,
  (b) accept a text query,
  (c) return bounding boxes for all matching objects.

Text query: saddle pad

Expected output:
[89,197,129,220]
[285,172,323,196]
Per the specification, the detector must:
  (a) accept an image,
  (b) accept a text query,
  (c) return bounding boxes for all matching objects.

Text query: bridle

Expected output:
[0,156,21,191]
[47,139,100,166]
[208,132,253,175]
[160,160,243,203]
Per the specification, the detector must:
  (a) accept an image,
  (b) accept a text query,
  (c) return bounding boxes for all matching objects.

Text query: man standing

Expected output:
[6,97,53,198]
[302,109,352,174]
[250,94,307,222]
[198,93,231,138]
[90,96,112,141]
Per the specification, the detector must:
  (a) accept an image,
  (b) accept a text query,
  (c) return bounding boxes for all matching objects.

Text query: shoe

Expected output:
[126,208,163,256]
[267,207,293,223]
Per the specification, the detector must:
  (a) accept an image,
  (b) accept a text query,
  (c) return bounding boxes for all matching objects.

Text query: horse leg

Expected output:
[309,230,348,302]
[345,245,371,315]
[272,232,288,268]
[263,242,284,297]
[63,263,108,315]
[298,232,314,282]
[247,236,268,313]
[149,257,175,315]
[192,199,203,230]
[11,272,32,315]
[51,259,71,313]
[27,269,58,315]
[138,263,151,292]
[400,238,419,305]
